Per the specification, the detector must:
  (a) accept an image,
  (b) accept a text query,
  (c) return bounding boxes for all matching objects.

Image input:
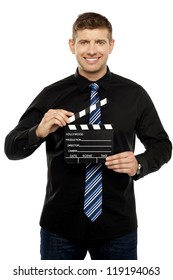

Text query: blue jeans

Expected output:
[40,228,137,260]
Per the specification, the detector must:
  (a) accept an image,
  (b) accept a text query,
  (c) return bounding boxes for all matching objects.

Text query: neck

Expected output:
[78,66,107,81]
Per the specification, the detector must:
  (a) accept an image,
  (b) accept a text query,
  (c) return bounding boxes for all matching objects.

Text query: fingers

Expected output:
[47,109,73,127]
[105,151,138,176]
[36,109,74,138]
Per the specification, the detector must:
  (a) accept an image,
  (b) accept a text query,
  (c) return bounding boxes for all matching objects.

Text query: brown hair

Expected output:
[72,12,113,41]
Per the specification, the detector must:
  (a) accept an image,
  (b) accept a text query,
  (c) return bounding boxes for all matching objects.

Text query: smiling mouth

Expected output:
[85,57,100,63]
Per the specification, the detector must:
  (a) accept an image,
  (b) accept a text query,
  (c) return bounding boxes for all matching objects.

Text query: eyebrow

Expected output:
[78,40,90,43]
[78,39,107,43]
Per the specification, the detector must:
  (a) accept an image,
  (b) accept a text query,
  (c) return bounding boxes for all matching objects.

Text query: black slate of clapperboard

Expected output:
[64,124,113,164]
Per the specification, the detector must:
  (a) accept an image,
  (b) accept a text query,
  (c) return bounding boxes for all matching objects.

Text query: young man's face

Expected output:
[69,28,114,81]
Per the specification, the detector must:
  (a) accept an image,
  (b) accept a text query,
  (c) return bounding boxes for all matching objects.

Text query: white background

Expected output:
[0,0,173,278]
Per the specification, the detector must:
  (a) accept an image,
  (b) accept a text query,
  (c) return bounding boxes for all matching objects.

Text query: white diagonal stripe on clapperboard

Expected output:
[68,98,108,123]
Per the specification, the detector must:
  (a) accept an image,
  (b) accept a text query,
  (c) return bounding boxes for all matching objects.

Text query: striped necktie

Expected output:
[84,83,103,222]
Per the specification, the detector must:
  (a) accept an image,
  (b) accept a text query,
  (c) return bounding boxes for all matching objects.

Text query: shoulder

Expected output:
[39,74,76,101]
[44,74,75,92]
[111,72,141,88]
[110,72,149,98]
[27,74,76,111]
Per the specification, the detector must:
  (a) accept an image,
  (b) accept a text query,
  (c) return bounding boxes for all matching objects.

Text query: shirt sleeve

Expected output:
[4,96,46,160]
[134,86,172,180]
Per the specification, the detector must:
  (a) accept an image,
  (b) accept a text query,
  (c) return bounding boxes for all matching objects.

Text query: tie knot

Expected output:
[89,83,99,92]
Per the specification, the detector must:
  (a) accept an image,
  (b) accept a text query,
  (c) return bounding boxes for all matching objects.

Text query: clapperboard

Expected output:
[64,98,114,163]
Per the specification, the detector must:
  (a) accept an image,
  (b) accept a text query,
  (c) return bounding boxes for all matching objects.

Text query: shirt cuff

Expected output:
[26,125,43,149]
[133,154,148,180]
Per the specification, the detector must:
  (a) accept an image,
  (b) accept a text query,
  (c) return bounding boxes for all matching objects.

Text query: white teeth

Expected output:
[86,58,98,61]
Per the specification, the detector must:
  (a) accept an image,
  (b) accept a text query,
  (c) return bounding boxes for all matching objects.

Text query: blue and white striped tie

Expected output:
[84,83,103,222]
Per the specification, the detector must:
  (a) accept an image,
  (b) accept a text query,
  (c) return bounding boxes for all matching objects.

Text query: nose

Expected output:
[86,42,97,55]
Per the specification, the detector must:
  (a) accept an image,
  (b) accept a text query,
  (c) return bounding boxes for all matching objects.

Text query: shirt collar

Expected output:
[74,66,112,92]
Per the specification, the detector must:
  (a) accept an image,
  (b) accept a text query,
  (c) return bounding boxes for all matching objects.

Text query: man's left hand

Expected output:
[105,151,138,176]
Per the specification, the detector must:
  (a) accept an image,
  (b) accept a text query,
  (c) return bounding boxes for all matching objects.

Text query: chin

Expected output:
[83,65,101,73]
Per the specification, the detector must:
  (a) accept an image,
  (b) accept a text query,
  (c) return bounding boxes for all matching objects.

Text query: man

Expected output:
[5,12,172,260]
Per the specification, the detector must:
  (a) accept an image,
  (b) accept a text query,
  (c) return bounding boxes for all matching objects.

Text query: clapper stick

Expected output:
[68,98,108,123]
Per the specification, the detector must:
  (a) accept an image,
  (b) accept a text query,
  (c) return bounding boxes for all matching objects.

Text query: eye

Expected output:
[79,40,89,45]
[97,40,106,45]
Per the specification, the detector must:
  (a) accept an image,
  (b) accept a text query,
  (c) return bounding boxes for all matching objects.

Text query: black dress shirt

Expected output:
[5,68,172,240]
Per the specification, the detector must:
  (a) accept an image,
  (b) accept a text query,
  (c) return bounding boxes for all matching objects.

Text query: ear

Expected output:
[109,39,115,54]
[69,39,75,54]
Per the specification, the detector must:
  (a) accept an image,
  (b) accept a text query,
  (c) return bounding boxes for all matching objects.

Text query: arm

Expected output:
[5,108,44,160]
[5,107,73,160]
[134,89,172,179]
[106,87,172,178]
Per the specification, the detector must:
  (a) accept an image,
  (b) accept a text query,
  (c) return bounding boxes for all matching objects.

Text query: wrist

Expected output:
[35,126,41,139]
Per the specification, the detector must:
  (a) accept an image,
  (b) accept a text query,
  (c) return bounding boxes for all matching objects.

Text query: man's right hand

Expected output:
[36,109,74,138]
